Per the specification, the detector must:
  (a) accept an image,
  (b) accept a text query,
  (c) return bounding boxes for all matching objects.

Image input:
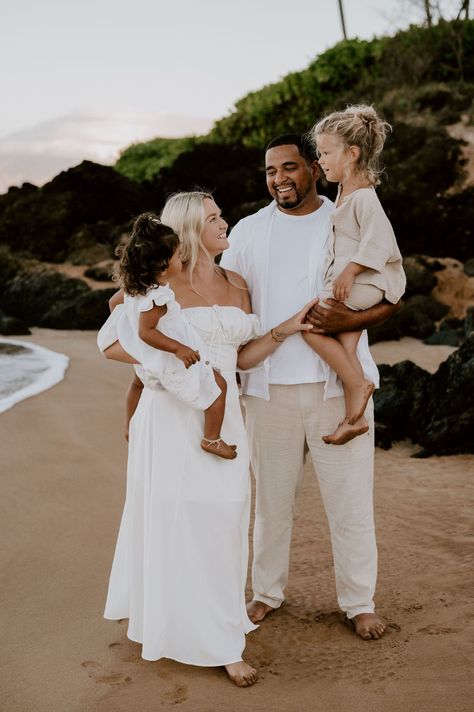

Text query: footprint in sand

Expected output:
[418,624,457,635]
[163,682,188,706]
[81,660,132,686]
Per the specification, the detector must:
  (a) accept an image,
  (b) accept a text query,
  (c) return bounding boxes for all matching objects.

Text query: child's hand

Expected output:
[175,345,200,368]
[332,269,355,303]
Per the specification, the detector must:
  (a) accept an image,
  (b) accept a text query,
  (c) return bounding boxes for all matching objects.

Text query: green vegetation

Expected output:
[209,19,474,147]
[115,136,198,182]
[114,20,474,183]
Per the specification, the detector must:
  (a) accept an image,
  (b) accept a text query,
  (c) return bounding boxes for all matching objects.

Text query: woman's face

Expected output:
[200,198,229,256]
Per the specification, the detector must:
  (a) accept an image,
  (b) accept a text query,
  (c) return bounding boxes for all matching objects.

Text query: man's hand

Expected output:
[306,298,401,334]
[306,299,358,334]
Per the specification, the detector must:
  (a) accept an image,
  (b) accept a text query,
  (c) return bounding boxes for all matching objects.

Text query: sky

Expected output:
[0,0,458,190]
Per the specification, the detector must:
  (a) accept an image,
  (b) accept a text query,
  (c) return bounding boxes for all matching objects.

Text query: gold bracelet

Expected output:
[270,328,286,343]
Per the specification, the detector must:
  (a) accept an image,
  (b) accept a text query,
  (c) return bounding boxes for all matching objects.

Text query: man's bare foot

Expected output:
[348,380,375,424]
[225,661,257,687]
[348,612,386,640]
[322,417,369,445]
[201,437,237,459]
[246,599,275,623]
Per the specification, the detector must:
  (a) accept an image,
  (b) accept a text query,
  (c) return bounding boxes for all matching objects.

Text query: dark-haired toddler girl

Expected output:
[116,212,236,460]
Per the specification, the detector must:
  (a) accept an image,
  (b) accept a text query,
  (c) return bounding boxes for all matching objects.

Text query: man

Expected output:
[221,134,397,640]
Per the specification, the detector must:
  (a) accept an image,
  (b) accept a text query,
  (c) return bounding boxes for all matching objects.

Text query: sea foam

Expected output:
[0,338,69,414]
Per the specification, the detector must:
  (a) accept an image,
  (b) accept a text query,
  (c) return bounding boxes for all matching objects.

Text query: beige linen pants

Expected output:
[243,383,376,619]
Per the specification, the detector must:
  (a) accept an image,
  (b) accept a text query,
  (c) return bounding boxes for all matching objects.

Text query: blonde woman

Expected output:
[99,191,316,687]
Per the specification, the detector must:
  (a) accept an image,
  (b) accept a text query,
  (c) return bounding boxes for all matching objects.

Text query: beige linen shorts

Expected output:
[320,283,384,311]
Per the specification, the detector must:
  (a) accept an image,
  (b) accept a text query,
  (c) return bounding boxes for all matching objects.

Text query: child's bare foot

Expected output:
[225,661,257,687]
[322,417,369,445]
[348,380,375,424]
[201,437,237,459]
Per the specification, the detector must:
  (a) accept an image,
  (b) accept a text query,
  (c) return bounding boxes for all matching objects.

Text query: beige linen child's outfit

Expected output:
[321,187,406,309]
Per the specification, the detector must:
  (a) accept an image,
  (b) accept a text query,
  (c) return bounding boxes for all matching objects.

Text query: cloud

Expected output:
[0,106,214,193]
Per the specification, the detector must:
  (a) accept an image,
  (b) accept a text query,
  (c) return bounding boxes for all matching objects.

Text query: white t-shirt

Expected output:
[266,206,332,384]
[221,199,379,399]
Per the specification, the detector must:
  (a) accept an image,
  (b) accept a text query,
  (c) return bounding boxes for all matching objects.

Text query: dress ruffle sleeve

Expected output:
[136,285,175,312]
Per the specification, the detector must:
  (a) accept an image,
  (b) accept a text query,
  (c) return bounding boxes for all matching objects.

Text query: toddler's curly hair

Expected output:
[116,212,179,296]
[312,104,392,186]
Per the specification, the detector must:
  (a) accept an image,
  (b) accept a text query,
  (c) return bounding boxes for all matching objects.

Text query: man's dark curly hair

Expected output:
[116,212,179,296]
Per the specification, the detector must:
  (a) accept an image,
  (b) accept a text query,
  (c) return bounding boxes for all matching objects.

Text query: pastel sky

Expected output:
[0,0,456,190]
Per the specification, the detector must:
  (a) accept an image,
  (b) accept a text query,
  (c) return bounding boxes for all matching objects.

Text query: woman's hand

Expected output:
[236,299,318,371]
[275,298,320,338]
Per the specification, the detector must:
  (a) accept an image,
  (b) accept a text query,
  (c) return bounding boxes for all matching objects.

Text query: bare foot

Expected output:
[348,613,386,640]
[246,599,275,623]
[225,661,257,687]
[348,380,375,424]
[322,417,369,445]
[201,437,237,459]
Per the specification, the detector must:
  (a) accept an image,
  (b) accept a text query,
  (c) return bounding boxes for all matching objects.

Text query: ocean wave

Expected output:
[0,338,69,414]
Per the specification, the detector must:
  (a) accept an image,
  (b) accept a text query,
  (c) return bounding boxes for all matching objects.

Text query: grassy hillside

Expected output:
[116,19,474,182]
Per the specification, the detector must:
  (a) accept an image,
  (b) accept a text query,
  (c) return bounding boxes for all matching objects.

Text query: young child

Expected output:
[304,104,406,445]
[116,212,237,460]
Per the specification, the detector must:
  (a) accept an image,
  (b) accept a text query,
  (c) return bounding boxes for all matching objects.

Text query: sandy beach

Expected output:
[1,330,472,712]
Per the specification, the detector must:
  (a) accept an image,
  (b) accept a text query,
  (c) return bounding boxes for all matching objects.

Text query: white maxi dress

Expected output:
[104,305,260,665]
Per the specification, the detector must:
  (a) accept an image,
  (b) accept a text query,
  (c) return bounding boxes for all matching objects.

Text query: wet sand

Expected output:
[1,330,472,712]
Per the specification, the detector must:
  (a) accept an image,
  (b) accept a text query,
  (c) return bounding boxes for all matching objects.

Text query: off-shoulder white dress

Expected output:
[103,305,261,665]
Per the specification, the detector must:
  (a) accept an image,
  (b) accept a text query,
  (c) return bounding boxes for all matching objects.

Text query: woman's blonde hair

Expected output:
[312,104,391,186]
[160,191,227,295]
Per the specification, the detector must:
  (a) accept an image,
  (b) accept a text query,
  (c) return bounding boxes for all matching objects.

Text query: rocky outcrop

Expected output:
[403,255,438,298]
[369,294,449,343]
[374,335,474,455]
[0,265,115,330]
[84,259,116,282]
[0,162,154,262]
[0,308,30,335]
[464,258,474,277]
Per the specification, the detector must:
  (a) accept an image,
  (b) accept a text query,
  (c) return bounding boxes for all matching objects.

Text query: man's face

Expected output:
[265,144,319,212]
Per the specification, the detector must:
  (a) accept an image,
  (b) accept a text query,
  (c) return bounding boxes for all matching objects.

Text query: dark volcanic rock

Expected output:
[0,268,89,325]
[0,162,154,262]
[40,288,117,329]
[465,306,474,337]
[0,308,31,335]
[0,245,23,282]
[424,329,464,346]
[374,361,430,447]
[421,336,474,454]
[0,266,114,329]
[374,335,474,455]
[424,317,465,346]
[84,259,116,281]
[369,294,449,344]
[464,258,474,277]
[403,255,438,298]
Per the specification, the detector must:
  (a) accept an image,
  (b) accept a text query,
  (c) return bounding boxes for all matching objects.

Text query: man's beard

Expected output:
[275,183,311,210]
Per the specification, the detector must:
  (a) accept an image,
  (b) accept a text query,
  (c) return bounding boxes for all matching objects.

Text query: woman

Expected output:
[99,191,315,686]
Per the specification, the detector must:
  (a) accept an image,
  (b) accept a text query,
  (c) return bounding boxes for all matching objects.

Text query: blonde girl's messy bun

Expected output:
[312,105,392,186]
